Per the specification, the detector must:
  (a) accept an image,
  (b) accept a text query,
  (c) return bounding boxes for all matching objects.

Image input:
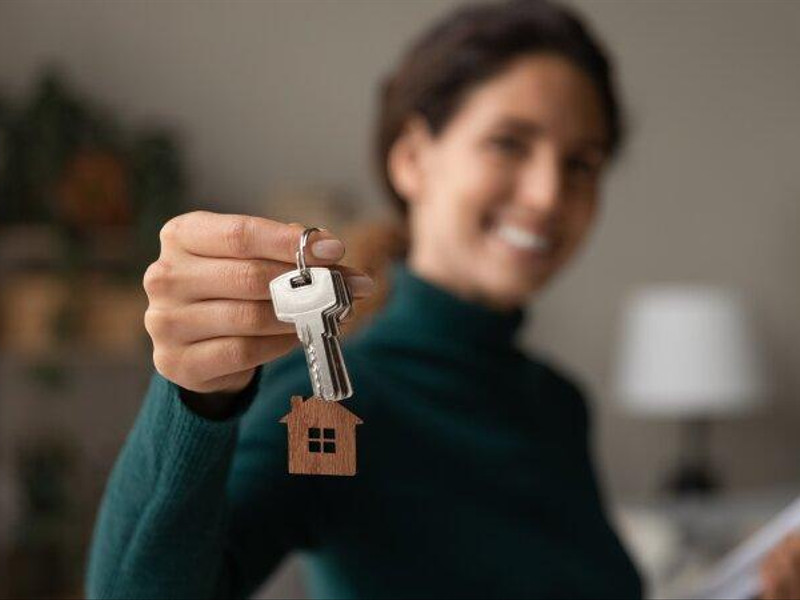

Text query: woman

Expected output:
[86,1,800,598]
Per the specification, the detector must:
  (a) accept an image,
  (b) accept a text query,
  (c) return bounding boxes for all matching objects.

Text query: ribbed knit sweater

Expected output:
[86,262,642,599]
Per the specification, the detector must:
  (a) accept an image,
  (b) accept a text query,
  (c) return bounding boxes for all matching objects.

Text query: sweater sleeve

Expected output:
[86,351,314,599]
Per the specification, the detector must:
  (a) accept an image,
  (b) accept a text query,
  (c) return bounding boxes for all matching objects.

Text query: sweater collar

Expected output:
[376,261,526,349]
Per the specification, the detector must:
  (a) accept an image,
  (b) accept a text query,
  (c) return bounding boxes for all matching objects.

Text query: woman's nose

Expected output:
[517,152,564,215]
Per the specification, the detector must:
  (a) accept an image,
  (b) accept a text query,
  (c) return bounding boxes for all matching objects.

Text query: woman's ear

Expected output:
[387,115,434,207]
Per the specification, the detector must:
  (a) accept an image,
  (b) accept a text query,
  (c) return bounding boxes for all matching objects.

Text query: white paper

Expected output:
[687,495,800,599]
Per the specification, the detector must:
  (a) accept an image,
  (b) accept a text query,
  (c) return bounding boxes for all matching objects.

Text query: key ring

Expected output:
[296,226,321,284]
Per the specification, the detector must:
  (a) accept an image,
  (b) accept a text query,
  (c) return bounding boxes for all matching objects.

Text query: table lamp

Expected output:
[613,284,768,495]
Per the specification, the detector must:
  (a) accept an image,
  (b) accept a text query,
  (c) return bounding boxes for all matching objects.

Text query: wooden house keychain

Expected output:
[270,227,363,476]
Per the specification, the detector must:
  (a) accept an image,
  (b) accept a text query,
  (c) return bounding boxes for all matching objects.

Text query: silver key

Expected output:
[318,268,352,399]
[270,267,352,401]
[322,269,352,397]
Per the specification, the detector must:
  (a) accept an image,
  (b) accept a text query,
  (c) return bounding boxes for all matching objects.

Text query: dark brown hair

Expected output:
[374,0,627,217]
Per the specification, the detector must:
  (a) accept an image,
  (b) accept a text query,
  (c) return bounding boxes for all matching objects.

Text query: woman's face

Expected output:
[392,53,611,310]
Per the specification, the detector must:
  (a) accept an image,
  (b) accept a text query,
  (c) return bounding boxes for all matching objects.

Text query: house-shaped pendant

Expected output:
[279,395,363,476]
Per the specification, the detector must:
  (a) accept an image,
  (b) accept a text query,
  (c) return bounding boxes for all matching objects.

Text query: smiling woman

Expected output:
[86,1,645,599]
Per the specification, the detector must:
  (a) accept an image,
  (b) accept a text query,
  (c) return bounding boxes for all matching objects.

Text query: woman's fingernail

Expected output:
[346,275,375,296]
[311,239,345,260]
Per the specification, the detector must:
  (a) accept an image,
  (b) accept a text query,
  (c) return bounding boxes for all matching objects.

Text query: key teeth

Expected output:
[303,323,323,398]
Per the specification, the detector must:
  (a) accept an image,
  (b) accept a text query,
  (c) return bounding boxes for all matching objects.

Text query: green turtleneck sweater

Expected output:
[86,262,642,599]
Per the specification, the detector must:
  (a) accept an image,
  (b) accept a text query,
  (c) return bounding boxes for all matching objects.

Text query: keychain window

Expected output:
[308,427,336,453]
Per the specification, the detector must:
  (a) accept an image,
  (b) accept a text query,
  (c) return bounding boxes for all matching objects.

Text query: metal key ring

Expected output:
[296,226,321,283]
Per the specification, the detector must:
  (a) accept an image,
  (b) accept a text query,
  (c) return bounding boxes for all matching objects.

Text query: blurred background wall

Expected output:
[0,1,798,598]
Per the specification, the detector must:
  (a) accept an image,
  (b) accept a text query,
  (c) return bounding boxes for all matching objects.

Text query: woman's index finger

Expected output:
[167,211,343,263]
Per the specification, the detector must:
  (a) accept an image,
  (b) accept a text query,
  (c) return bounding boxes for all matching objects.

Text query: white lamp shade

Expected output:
[614,285,768,418]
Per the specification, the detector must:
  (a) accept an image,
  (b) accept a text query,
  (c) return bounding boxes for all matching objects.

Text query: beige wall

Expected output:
[1,0,798,501]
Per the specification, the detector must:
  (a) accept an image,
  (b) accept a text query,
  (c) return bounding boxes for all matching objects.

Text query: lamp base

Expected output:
[665,418,720,496]
[665,463,718,495]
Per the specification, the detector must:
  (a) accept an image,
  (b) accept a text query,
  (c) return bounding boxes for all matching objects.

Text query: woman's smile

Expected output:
[485,216,558,268]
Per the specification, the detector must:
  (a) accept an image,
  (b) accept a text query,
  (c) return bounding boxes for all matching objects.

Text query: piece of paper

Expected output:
[687,495,800,599]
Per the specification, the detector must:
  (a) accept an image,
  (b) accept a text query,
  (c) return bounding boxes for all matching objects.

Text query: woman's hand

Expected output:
[143,211,373,405]
[760,532,800,600]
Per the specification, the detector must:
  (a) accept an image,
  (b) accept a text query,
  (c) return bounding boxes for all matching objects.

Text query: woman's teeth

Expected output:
[495,224,552,253]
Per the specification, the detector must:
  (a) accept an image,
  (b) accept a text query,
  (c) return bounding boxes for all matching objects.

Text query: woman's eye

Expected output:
[566,157,598,176]
[490,136,527,156]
